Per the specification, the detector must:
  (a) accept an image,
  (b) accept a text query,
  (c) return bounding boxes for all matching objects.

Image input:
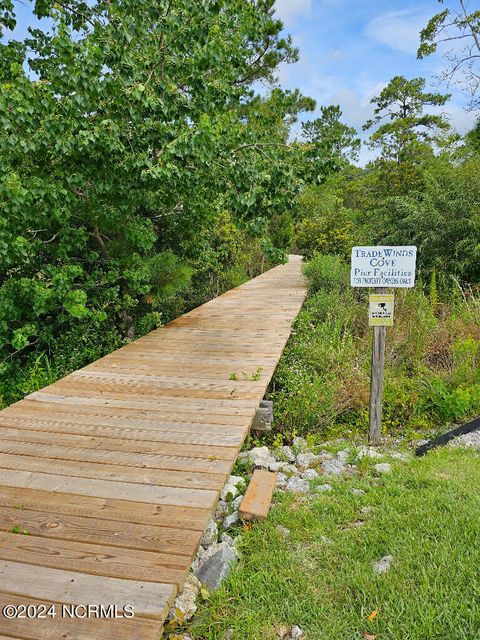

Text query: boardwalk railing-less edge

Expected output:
[0,255,306,640]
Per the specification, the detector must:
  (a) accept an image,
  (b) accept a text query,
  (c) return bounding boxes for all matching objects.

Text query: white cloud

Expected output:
[433,103,477,134]
[366,8,430,56]
[326,49,344,62]
[274,0,311,24]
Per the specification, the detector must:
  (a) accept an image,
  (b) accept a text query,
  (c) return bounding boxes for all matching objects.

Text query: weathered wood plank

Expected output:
[26,392,257,415]
[0,531,189,584]
[0,256,306,639]
[0,427,237,461]
[0,452,226,491]
[239,470,277,521]
[11,399,250,425]
[0,415,246,446]
[0,486,211,530]
[0,561,175,619]
[0,506,201,554]
[0,468,218,508]
[0,594,162,640]
[0,440,232,474]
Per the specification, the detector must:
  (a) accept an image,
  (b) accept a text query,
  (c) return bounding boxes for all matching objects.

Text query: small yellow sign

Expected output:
[369,294,394,327]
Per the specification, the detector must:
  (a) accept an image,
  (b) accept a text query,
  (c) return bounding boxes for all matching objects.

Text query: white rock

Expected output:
[220,532,234,545]
[321,459,345,475]
[357,445,384,460]
[276,472,288,489]
[223,511,239,528]
[290,625,304,639]
[195,541,238,571]
[318,451,334,460]
[232,495,243,510]
[375,463,392,474]
[276,525,290,537]
[316,483,332,492]
[374,554,393,574]
[246,446,277,468]
[296,451,317,468]
[302,468,319,481]
[190,544,209,574]
[215,500,229,518]
[281,463,300,475]
[453,431,480,448]
[286,477,310,493]
[228,475,244,487]
[196,545,238,591]
[292,437,308,452]
[201,519,218,547]
[268,461,285,472]
[390,451,409,461]
[221,484,239,500]
[336,449,350,463]
[168,573,201,622]
[277,445,296,462]
[351,488,365,495]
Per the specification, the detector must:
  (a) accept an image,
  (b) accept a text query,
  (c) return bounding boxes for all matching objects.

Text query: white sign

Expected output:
[351,246,417,288]
[369,294,394,327]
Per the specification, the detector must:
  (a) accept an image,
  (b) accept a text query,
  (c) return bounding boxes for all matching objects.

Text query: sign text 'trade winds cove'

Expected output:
[350,246,417,288]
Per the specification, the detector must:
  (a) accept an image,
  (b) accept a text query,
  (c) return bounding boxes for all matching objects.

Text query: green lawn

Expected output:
[190,448,480,640]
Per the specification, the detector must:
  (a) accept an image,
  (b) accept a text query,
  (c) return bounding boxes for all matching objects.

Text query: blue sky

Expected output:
[274,0,478,164]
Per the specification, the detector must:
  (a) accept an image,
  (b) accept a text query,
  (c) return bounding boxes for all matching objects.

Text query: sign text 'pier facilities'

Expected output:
[351,246,417,444]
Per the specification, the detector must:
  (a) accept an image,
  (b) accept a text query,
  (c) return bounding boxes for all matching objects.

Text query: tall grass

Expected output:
[271,254,480,440]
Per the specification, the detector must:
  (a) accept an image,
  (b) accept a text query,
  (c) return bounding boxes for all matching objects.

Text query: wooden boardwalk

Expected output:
[0,256,306,639]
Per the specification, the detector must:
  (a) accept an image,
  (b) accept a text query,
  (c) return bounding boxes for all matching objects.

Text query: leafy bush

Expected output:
[295,186,354,259]
[0,2,322,406]
[302,253,351,294]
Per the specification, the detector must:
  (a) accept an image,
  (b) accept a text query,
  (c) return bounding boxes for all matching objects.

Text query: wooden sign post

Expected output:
[369,288,388,444]
[350,247,417,445]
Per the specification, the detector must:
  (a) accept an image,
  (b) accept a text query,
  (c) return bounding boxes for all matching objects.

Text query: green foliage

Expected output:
[302,253,350,294]
[192,448,480,640]
[429,269,438,311]
[10,526,29,535]
[295,185,354,259]
[416,378,480,424]
[273,255,366,438]
[0,0,320,404]
[358,155,480,282]
[320,133,480,285]
[363,76,450,163]
[271,254,480,441]
[418,1,480,110]
[466,119,480,153]
[301,105,361,172]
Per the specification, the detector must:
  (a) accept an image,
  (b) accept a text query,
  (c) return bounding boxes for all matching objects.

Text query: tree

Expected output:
[294,183,354,259]
[466,118,480,152]
[418,0,480,110]
[365,155,480,282]
[302,105,360,166]
[0,0,314,404]
[363,76,450,163]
